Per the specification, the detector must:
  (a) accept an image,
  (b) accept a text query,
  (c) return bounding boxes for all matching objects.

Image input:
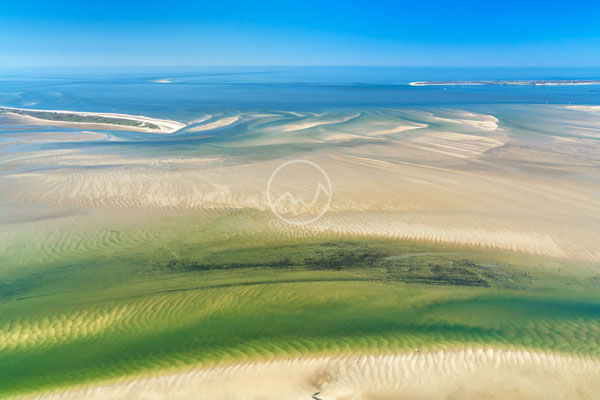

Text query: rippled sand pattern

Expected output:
[1,105,600,398]
[2,106,599,263]
[15,350,600,400]
[2,268,600,395]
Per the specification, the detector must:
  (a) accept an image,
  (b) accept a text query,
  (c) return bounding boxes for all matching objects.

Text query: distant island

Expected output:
[410,80,600,86]
[0,106,185,133]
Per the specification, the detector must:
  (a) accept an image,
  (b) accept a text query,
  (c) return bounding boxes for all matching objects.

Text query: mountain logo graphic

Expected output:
[267,159,332,226]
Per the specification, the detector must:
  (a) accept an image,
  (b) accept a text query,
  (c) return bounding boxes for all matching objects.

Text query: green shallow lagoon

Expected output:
[1,210,599,398]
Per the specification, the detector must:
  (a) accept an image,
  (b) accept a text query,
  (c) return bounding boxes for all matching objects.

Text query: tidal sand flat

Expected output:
[3,107,599,262]
[1,70,600,399]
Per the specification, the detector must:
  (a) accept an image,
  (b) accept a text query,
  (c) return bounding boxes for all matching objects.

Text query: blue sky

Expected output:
[1,0,599,67]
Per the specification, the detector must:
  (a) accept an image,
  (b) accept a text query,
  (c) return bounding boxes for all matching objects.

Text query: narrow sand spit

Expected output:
[367,122,427,136]
[282,113,360,132]
[18,349,600,400]
[0,106,185,133]
[323,133,382,141]
[565,105,600,112]
[433,112,499,131]
[186,116,240,132]
[410,80,600,86]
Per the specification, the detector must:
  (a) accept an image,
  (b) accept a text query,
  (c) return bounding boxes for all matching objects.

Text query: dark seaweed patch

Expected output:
[161,258,294,272]
[157,242,533,290]
[302,248,382,270]
[385,258,532,289]
[386,261,489,287]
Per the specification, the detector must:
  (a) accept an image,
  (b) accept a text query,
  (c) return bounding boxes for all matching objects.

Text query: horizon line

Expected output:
[3,65,600,69]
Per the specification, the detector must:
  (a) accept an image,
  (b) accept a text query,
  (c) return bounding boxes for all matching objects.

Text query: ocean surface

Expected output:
[1,67,600,120]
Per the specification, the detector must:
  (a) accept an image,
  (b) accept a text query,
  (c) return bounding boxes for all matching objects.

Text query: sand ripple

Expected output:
[15,349,600,400]
[2,106,600,262]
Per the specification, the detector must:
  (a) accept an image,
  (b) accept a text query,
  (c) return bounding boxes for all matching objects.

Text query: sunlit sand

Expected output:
[16,349,600,400]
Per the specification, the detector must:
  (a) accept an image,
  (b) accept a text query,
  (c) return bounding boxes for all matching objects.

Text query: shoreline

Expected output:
[0,106,185,133]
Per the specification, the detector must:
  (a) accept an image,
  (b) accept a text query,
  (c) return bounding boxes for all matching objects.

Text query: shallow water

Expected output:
[1,67,600,398]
